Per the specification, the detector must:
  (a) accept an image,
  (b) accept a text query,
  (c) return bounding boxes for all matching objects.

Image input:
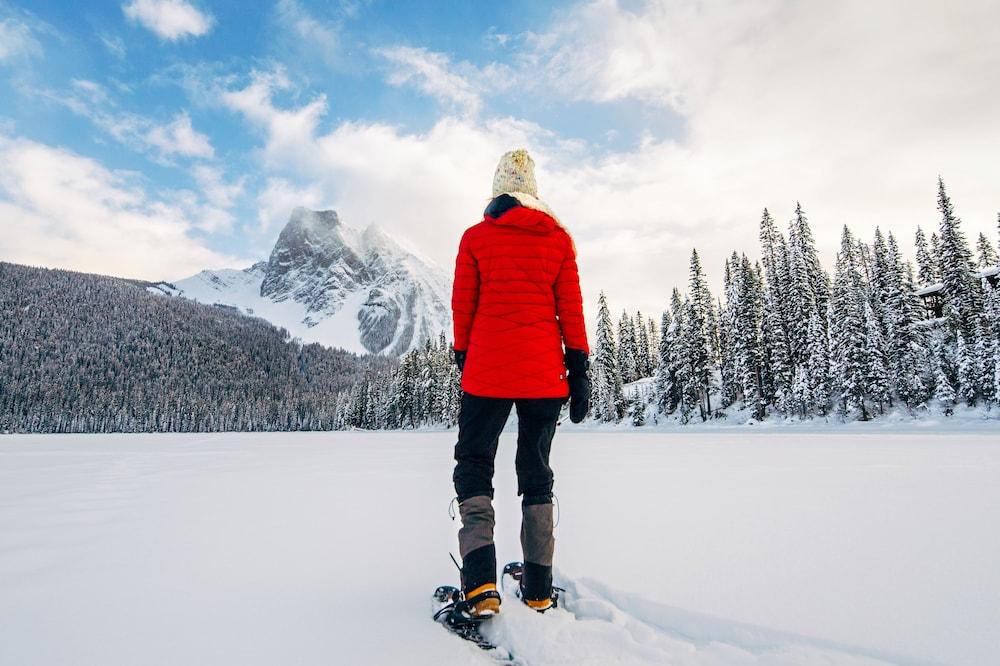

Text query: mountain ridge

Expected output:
[154,208,452,356]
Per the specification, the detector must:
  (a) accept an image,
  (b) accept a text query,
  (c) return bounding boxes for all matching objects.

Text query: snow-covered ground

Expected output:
[1,430,997,666]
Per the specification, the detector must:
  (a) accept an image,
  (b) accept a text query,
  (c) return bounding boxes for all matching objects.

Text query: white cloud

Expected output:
[213,0,1000,319]
[256,178,324,233]
[55,81,215,163]
[182,165,245,233]
[99,33,127,59]
[272,0,343,71]
[218,69,582,261]
[147,112,214,159]
[376,46,498,117]
[0,136,242,280]
[0,18,41,62]
[122,0,213,41]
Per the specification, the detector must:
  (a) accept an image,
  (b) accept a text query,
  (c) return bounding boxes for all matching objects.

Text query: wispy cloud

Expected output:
[122,0,214,41]
[147,112,214,159]
[272,0,344,71]
[376,46,482,117]
[256,177,323,233]
[0,17,42,63]
[55,79,215,162]
[98,32,127,59]
[0,135,242,279]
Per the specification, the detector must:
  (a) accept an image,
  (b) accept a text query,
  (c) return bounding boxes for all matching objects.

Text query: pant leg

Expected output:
[513,398,563,502]
[513,398,562,601]
[453,392,512,591]
[453,392,513,502]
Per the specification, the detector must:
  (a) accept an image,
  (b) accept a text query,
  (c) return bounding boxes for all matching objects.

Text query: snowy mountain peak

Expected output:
[164,208,452,356]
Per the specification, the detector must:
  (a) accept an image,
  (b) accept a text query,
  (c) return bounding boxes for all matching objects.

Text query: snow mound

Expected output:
[480,574,902,666]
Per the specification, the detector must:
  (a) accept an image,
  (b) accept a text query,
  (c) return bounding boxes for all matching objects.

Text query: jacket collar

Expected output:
[484,191,561,232]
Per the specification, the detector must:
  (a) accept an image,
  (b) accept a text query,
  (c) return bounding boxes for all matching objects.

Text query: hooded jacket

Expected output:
[452,194,589,398]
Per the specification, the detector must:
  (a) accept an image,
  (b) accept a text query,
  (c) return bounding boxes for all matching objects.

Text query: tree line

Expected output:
[4,178,997,433]
[0,262,392,433]
[590,179,1000,424]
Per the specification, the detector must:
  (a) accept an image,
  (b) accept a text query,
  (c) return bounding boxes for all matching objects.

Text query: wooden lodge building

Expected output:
[915,265,999,320]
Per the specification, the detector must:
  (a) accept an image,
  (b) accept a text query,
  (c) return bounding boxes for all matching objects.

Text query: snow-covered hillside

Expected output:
[151,208,452,355]
[2,430,997,665]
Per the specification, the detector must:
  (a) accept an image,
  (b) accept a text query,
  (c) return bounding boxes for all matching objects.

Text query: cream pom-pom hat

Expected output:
[492,148,538,198]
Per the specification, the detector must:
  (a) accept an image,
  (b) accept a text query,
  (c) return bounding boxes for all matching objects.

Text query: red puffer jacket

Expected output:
[452,198,589,398]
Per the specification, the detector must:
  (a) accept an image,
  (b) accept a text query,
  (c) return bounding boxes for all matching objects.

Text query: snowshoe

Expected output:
[431,584,502,651]
[501,562,561,612]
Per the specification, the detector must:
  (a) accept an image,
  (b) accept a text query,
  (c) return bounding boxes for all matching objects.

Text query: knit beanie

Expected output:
[492,149,538,198]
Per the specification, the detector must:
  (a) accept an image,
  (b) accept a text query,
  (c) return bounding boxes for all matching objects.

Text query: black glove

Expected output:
[454,349,467,372]
[564,348,590,423]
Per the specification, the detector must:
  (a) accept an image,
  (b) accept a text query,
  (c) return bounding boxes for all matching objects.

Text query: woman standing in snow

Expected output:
[450,148,590,617]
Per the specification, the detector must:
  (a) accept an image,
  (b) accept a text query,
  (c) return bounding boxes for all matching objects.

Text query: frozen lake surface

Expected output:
[1,430,997,665]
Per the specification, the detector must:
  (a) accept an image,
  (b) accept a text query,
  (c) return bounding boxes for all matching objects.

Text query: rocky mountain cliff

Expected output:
[152,208,452,355]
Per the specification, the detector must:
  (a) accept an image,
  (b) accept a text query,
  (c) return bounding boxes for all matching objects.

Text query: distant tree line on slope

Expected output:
[331,333,462,429]
[589,179,1000,424]
[0,262,392,433]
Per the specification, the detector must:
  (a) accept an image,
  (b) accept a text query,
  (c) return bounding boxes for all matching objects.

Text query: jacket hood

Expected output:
[484,192,560,233]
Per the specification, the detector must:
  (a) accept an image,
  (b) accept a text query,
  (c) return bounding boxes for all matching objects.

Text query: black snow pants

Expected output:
[453,392,561,601]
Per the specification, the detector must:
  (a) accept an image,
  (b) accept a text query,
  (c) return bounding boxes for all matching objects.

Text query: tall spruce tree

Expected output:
[976,232,999,269]
[617,310,638,384]
[830,226,870,418]
[653,308,677,414]
[687,250,715,419]
[719,255,739,408]
[863,300,891,413]
[884,234,926,406]
[647,316,661,372]
[593,292,625,421]
[635,310,652,377]
[914,226,936,287]
[936,178,981,340]
[930,231,942,282]
[759,209,793,411]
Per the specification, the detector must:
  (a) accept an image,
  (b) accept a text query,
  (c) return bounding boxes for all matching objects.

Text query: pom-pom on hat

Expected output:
[492,148,538,198]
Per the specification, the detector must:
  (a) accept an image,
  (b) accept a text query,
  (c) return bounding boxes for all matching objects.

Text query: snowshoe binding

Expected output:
[432,584,502,651]
[502,562,561,613]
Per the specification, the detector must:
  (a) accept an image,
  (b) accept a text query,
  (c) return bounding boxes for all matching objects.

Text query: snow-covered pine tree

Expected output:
[592,292,625,422]
[956,332,980,406]
[786,235,814,371]
[884,234,927,406]
[914,226,936,287]
[759,210,793,412]
[719,255,739,408]
[677,296,700,423]
[936,178,981,342]
[804,308,831,415]
[973,320,994,406]
[863,300,891,414]
[830,226,870,419]
[932,345,957,415]
[617,310,638,384]
[988,280,1000,406]
[666,289,687,415]
[635,311,652,378]
[738,257,767,419]
[687,249,715,419]
[976,232,999,269]
[789,202,830,321]
[870,228,892,341]
[653,309,676,414]
[647,316,661,372]
[930,231,942,282]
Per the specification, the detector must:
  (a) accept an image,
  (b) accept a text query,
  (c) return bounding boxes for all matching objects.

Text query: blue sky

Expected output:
[2,0,999,316]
